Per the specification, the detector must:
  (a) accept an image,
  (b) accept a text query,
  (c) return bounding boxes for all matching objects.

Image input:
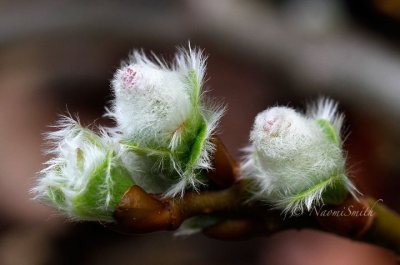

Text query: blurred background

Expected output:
[1,0,400,264]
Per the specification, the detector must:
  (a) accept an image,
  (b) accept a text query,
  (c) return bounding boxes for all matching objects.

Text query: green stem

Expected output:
[359,198,400,253]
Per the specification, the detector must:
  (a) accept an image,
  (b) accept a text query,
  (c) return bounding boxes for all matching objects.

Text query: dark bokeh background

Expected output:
[1,0,400,264]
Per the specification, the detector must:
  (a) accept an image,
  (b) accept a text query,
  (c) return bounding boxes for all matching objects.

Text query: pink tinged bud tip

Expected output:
[262,115,291,137]
[121,68,137,89]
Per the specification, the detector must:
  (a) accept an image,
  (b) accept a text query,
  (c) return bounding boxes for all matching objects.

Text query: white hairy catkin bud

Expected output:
[242,98,357,216]
[107,46,224,197]
[32,116,134,221]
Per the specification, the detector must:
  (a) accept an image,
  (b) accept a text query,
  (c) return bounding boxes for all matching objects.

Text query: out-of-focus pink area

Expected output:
[1,0,400,264]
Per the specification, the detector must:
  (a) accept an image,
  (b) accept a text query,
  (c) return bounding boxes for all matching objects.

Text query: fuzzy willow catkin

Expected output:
[33,45,225,221]
[107,47,224,197]
[32,117,134,221]
[242,98,357,216]
[33,44,357,224]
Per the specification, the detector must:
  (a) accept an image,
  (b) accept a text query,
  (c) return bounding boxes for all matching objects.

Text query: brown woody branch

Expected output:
[109,136,400,255]
[112,182,400,254]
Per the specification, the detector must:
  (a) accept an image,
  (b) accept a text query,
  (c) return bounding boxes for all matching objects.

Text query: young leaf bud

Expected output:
[32,117,135,221]
[108,46,224,197]
[242,98,357,216]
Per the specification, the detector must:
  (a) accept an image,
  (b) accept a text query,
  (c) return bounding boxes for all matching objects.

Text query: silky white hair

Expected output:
[32,116,128,221]
[242,98,357,216]
[107,46,224,197]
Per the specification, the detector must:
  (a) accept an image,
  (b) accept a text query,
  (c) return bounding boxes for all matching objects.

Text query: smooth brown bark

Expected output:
[112,182,400,254]
[111,136,400,255]
[207,136,239,187]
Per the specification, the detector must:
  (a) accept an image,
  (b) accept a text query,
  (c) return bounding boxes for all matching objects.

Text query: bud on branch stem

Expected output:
[111,133,400,254]
[112,180,248,234]
[112,179,400,254]
[32,45,400,258]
